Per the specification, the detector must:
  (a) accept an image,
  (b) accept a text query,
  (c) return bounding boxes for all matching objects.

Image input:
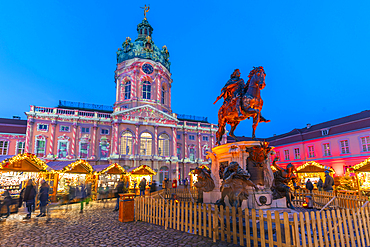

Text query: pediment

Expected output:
[113,105,178,125]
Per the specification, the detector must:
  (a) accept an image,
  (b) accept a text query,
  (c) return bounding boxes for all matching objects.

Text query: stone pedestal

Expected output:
[270,198,287,208]
[204,141,275,210]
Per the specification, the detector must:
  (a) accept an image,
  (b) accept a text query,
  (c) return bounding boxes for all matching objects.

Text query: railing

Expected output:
[149,188,198,202]
[98,113,111,118]
[135,197,370,246]
[58,100,113,112]
[177,114,208,123]
[32,105,111,119]
[34,106,54,113]
[78,111,95,118]
[56,109,75,115]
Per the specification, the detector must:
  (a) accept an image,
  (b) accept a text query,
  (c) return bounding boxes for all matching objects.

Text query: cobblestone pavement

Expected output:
[0,201,239,247]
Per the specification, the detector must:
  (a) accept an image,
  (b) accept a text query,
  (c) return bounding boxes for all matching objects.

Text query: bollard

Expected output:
[118,193,135,222]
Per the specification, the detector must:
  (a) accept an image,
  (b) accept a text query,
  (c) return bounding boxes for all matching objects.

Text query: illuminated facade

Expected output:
[17,17,222,183]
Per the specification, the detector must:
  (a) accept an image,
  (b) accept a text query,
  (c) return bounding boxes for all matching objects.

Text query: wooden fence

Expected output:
[150,188,198,202]
[134,197,370,247]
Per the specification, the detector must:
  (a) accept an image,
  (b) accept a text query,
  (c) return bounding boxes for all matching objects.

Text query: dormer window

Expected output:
[321,128,329,136]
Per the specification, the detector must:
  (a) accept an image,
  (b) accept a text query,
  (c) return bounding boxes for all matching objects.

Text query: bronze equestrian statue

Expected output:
[216,161,258,208]
[215,67,270,145]
[271,157,298,209]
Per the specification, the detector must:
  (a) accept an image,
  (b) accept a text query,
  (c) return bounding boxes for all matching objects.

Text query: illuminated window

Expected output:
[189,147,196,161]
[0,141,9,155]
[340,140,350,154]
[17,142,25,154]
[284,150,290,161]
[308,146,315,158]
[140,132,152,155]
[120,132,133,155]
[361,137,370,152]
[79,142,89,158]
[124,81,131,100]
[323,143,331,156]
[158,133,170,156]
[35,139,46,157]
[58,141,69,159]
[294,148,300,159]
[275,151,280,161]
[142,81,151,99]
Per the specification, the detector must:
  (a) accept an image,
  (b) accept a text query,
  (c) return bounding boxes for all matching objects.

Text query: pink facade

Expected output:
[0,118,26,156]
[267,111,370,176]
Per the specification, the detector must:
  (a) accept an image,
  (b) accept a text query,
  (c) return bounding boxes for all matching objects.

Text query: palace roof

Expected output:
[0,118,27,134]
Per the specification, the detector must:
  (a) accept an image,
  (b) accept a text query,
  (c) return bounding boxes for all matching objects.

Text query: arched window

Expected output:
[144,29,147,35]
[124,81,131,100]
[142,81,151,99]
[161,85,166,104]
[100,137,110,159]
[79,138,90,159]
[140,132,152,155]
[189,146,196,161]
[158,133,170,156]
[202,145,209,159]
[177,144,182,159]
[120,132,133,155]
[159,166,169,183]
[35,135,46,157]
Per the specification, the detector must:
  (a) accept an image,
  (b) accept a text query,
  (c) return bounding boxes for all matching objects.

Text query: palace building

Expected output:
[0,17,223,183]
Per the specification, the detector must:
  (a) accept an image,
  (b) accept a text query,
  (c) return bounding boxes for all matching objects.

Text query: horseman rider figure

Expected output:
[215,69,247,117]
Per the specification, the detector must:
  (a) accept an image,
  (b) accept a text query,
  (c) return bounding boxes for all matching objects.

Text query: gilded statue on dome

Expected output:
[215,67,270,144]
[140,5,150,20]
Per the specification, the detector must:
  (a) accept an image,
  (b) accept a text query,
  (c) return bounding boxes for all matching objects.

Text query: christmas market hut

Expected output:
[294,161,335,188]
[94,163,128,197]
[0,153,48,215]
[127,165,156,193]
[46,159,94,201]
[353,157,370,192]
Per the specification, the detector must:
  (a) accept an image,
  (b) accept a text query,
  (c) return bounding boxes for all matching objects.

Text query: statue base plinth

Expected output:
[271,198,287,208]
[247,191,273,210]
[203,190,221,204]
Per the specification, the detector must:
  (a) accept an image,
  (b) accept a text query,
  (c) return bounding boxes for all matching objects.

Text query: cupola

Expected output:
[136,19,154,42]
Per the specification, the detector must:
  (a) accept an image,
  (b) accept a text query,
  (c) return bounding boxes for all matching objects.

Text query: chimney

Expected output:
[12,116,20,120]
[273,134,276,137]
[307,123,311,129]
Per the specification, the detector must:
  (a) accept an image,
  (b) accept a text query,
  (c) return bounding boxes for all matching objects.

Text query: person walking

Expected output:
[139,178,147,196]
[184,178,189,189]
[323,170,335,192]
[23,179,36,220]
[78,182,87,213]
[317,178,323,191]
[150,180,157,193]
[114,180,124,212]
[0,188,12,218]
[162,177,169,191]
[37,180,49,217]
[305,179,314,193]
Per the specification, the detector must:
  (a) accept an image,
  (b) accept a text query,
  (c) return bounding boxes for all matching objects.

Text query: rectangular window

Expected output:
[0,141,9,155]
[308,146,315,158]
[17,142,25,154]
[323,143,331,156]
[58,141,68,158]
[37,124,48,131]
[361,137,370,152]
[189,135,195,140]
[275,151,280,161]
[36,140,46,157]
[81,127,90,133]
[294,148,300,159]
[80,143,89,158]
[60,125,70,132]
[101,129,109,135]
[284,150,290,161]
[340,140,350,154]
[202,136,209,141]
[176,134,181,140]
[189,148,195,161]
[177,146,181,159]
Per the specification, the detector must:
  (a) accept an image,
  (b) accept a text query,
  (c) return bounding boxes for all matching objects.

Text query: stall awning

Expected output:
[295,161,335,174]
[127,165,156,176]
[0,153,48,172]
[94,163,126,175]
[353,157,370,172]
[47,159,93,174]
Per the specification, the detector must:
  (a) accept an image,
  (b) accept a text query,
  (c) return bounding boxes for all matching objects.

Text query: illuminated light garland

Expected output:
[130,165,156,176]
[295,161,335,174]
[58,159,93,174]
[353,157,370,171]
[0,153,48,171]
[98,163,127,175]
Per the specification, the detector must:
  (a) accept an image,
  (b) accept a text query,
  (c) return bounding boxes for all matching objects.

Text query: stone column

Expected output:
[172,127,177,157]
[25,118,34,153]
[197,129,201,162]
[154,125,158,156]
[184,131,188,158]
[90,122,98,159]
[113,123,119,155]
[135,124,139,155]
[47,120,57,158]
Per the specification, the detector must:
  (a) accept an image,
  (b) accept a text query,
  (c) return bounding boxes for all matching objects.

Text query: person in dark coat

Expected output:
[317,178,323,191]
[323,170,335,192]
[23,179,36,220]
[139,178,147,196]
[0,188,12,218]
[37,180,49,217]
[150,180,157,193]
[114,180,124,212]
[305,179,314,193]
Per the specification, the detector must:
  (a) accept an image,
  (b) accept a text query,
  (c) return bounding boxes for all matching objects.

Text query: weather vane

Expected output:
[140,4,150,20]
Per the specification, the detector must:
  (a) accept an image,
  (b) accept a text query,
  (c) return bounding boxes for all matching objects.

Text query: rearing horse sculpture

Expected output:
[216,67,270,145]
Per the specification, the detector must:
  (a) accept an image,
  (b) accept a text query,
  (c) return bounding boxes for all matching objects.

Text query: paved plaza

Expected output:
[0,201,238,247]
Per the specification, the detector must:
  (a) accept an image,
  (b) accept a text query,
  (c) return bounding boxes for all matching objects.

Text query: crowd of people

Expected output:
[305,170,335,193]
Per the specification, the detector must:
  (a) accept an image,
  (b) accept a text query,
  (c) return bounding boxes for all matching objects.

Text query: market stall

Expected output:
[46,159,94,201]
[294,161,335,189]
[0,153,48,215]
[353,157,370,192]
[127,165,156,194]
[94,163,128,198]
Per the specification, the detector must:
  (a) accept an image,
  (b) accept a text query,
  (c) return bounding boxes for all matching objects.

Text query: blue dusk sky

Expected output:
[0,1,369,138]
